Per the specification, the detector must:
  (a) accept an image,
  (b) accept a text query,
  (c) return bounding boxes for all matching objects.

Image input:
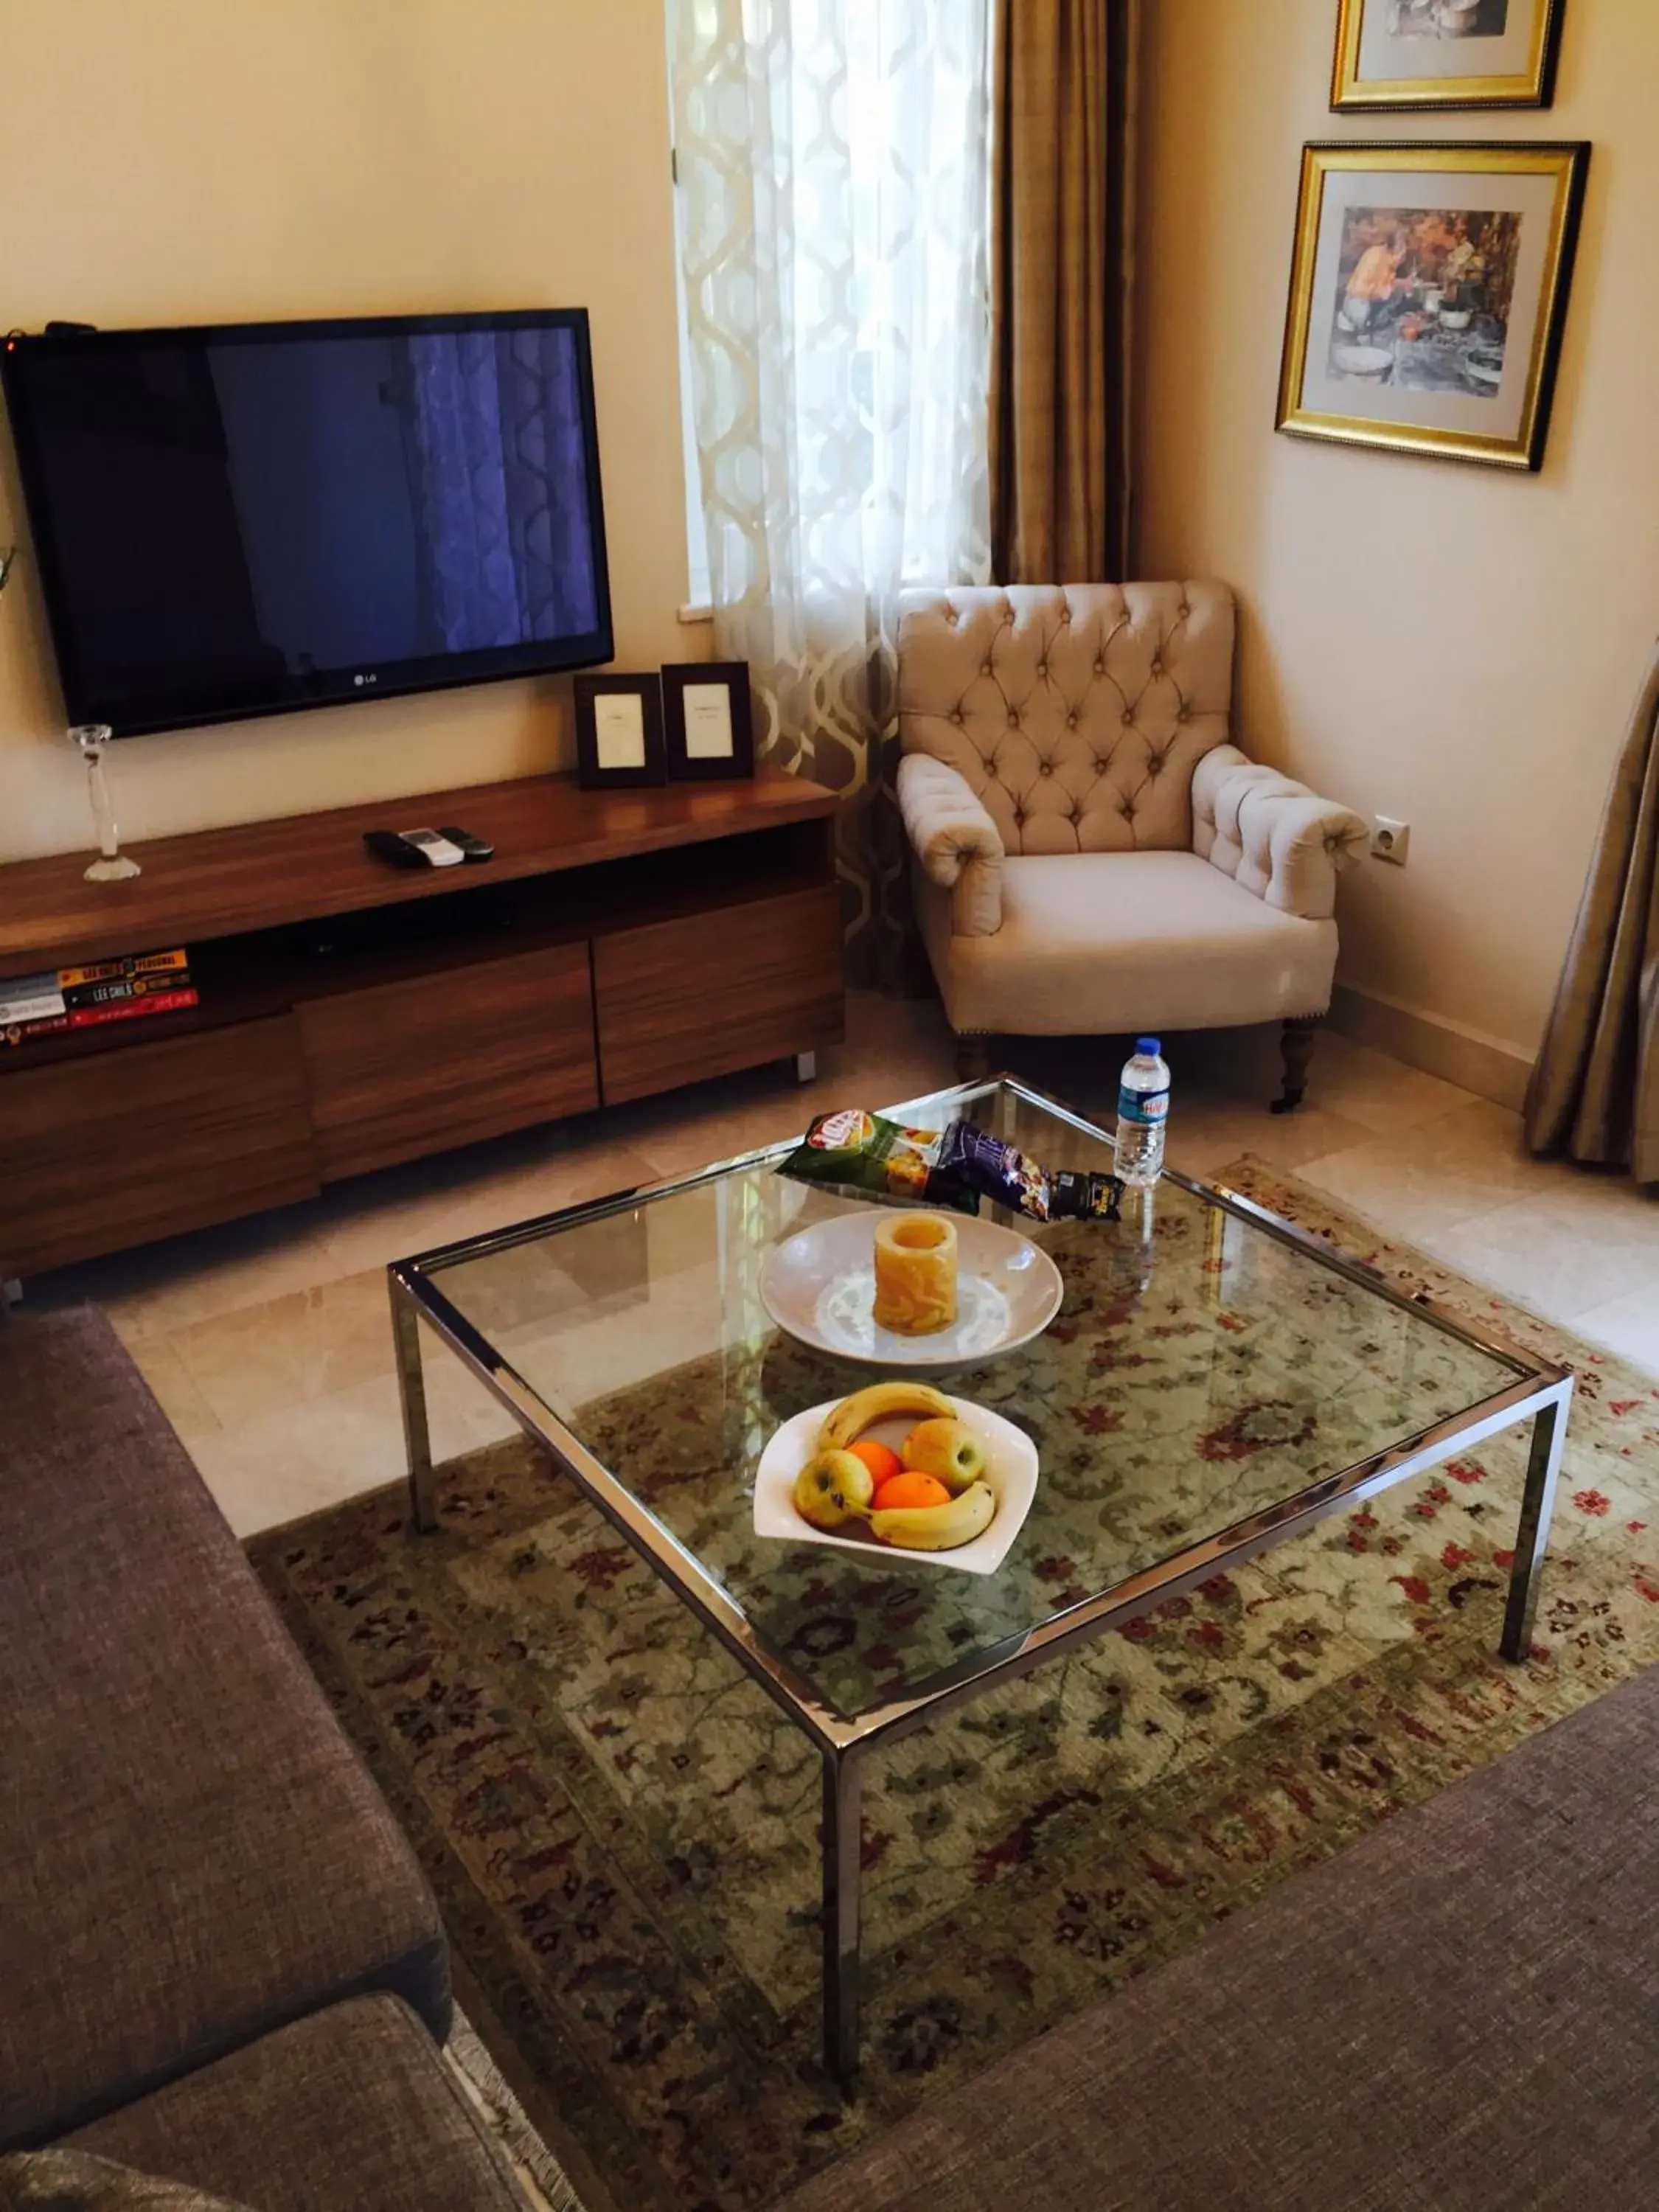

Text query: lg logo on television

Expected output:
[352,672,379,687]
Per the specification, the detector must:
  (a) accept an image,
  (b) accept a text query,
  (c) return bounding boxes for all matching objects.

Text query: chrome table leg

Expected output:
[1500,1381,1572,1661]
[822,1745,863,2083]
[795,1050,818,1084]
[390,1274,438,1534]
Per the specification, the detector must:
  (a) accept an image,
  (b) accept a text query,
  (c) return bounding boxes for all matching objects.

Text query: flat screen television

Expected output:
[0,309,614,737]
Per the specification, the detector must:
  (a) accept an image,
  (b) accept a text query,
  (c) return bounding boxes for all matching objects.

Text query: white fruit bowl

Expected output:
[753,1397,1039,1577]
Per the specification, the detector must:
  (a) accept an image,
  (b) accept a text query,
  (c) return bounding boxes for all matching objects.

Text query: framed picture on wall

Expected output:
[661,661,757,782]
[1276,141,1589,472]
[1332,0,1567,112]
[573,672,667,789]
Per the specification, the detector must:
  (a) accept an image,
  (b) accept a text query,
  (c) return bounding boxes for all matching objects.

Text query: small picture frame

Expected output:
[661,661,756,782]
[573,672,667,790]
[1332,0,1566,114]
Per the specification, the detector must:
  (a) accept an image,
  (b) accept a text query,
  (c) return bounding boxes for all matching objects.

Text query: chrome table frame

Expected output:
[387,1077,1573,2086]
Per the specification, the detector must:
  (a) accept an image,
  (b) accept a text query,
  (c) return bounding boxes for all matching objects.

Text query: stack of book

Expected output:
[1,947,198,1048]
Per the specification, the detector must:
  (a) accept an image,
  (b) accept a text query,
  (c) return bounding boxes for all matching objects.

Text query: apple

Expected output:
[900,1417,987,1492]
[793,1449,876,1530]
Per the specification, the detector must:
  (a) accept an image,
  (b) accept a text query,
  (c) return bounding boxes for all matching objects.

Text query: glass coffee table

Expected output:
[388,1077,1572,2080]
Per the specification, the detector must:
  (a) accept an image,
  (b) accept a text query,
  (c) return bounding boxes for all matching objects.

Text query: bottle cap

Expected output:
[1136,1037,1161,1056]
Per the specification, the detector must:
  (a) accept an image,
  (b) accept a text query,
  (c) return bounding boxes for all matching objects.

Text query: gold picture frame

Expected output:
[1332,0,1566,112]
[1276,142,1589,472]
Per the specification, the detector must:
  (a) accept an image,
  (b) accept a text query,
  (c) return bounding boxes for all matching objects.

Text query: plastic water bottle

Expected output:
[1113,1037,1171,1188]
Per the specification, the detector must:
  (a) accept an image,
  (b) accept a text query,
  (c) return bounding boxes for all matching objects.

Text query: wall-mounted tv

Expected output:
[0,308,614,738]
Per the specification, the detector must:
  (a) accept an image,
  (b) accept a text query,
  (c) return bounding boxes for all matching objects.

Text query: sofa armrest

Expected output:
[897,753,1005,938]
[0,1309,451,2149]
[1192,745,1368,922]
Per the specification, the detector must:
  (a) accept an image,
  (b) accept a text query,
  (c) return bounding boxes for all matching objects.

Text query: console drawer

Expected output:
[298,942,598,1180]
[593,884,844,1106]
[0,1017,319,1277]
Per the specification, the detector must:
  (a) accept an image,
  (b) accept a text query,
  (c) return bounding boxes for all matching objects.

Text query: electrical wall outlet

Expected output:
[1371,816,1411,866]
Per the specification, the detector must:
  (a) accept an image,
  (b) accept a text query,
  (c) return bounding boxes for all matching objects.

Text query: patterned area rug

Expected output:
[248,1161,1659,2212]
[446,2014,583,2212]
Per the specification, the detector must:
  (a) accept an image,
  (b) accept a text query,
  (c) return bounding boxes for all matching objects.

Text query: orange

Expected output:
[848,1439,903,1489]
[871,1470,952,1512]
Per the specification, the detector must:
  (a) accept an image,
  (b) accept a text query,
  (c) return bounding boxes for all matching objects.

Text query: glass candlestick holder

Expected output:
[69,724,142,882]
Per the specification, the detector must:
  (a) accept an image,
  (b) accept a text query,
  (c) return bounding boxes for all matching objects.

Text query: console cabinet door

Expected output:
[298,942,599,1180]
[0,1017,320,1277]
[593,885,844,1106]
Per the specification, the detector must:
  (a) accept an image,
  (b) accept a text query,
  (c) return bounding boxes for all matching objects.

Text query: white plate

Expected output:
[759,1208,1063,1372]
[753,1397,1039,1576]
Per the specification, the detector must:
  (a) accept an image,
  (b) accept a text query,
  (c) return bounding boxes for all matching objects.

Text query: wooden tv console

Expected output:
[0,768,844,1281]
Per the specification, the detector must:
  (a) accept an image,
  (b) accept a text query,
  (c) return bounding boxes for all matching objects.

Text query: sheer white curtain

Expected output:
[671,0,993,984]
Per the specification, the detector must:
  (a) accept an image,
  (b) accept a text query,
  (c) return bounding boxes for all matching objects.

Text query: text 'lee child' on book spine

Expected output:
[0,947,197,1048]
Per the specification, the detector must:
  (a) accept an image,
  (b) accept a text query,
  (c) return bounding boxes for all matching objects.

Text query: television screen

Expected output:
[0,310,614,737]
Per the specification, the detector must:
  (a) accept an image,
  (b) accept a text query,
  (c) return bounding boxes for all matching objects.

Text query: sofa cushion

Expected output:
[936,849,1337,1034]
[0,2150,251,2211]
[65,1998,525,2212]
[0,1310,450,2149]
[779,1663,1659,2212]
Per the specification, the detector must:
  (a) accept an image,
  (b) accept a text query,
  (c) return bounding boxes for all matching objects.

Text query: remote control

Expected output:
[364,830,424,869]
[363,828,466,869]
[436,825,495,863]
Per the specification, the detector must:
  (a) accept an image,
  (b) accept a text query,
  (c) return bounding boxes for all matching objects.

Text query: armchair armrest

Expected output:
[1192,745,1368,922]
[897,754,1005,937]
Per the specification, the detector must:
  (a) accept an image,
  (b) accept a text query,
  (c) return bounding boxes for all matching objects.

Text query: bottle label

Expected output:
[1118,1084,1169,1127]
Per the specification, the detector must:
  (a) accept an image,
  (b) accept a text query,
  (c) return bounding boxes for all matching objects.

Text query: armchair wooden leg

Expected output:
[1272,1018,1321,1115]
[955,1034,993,1083]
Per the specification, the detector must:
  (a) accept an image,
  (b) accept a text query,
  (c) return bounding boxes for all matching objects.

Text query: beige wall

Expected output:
[0,0,694,863]
[1137,0,1659,1065]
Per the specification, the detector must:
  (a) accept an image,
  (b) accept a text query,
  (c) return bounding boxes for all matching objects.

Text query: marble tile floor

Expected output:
[24,991,1658,1538]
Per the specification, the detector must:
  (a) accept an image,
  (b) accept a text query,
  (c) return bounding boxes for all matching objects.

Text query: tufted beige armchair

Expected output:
[896,582,1368,1110]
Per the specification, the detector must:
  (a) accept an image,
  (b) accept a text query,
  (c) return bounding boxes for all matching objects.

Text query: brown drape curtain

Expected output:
[990,0,1138,585]
[1524,642,1659,1189]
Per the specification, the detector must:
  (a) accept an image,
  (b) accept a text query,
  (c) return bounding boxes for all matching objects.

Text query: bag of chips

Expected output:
[779,1108,975,1212]
[936,1116,1121,1222]
[779,1108,1121,1222]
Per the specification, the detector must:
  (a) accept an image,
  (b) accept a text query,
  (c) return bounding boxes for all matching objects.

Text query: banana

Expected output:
[869,1478,995,1553]
[818,1380,956,1454]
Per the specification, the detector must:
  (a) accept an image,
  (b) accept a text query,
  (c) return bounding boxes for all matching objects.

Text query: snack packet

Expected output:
[938,1119,1121,1223]
[781,1108,977,1213]
[780,1109,1121,1223]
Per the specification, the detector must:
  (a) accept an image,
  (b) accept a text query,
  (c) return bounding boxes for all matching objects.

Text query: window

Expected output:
[667,0,995,618]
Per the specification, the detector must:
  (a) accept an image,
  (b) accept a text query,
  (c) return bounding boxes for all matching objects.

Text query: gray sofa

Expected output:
[0,1308,525,2211]
[782,1655,1659,2212]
